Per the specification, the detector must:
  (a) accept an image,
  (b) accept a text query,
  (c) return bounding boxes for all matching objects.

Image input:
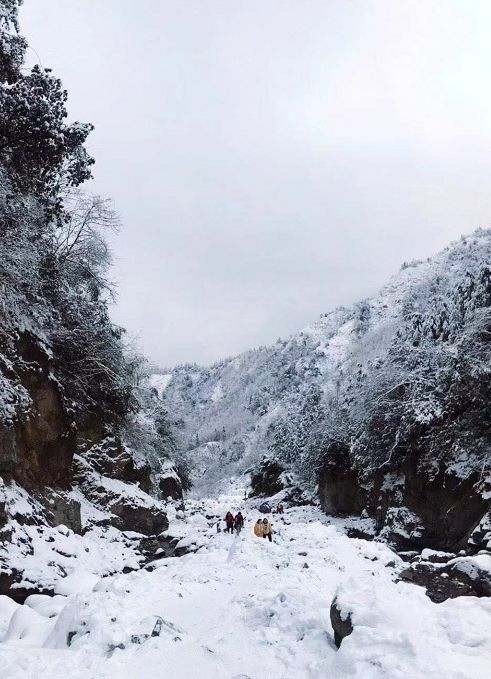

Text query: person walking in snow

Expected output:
[234,511,244,535]
[225,511,235,533]
[254,518,264,537]
[262,517,273,542]
[277,503,284,515]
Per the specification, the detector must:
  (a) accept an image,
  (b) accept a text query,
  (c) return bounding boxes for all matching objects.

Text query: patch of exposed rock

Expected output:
[319,450,491,554]
[0,332,75,490]
[250,460,290,498]
[73,455,169,536]
[330,596,353,648]
[398,551,491,603]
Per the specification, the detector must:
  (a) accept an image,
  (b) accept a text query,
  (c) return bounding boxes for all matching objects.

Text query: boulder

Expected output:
[0,569,54,604]
[258,503,271,514]
[447,555,491,597]
[377,506,427,551]
[138,535,179,562]
[109,500,168,536]
[344,517,377,541]
[283,485,315,507]
[420,549,456,564]
[330,597,353,648]
[130,616,168,644]
[399,551,419,562]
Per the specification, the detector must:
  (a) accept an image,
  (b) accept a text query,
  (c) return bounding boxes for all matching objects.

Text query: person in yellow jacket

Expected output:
[262,517,273,542]
[254,519,263,537]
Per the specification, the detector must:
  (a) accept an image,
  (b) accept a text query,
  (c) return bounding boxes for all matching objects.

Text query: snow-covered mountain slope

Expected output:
[156,230,491,487]
[154,305,356,494]
[1,492,490,679]
[155,230,491,553]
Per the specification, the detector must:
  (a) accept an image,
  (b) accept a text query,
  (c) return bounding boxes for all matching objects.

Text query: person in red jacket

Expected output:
[224,511,234,533]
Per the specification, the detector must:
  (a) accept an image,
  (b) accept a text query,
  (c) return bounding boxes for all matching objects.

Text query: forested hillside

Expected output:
[159,230,491,551]
[0,0,182,597]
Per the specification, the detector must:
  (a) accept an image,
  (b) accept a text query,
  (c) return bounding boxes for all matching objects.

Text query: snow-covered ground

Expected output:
[1,490,490,679]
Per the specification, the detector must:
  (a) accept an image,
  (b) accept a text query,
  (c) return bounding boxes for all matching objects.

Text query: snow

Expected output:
[0,518,142,594]
[210,382,224,403]
[448,554,491,581]
[0,597,18,639]
[421,549,455,562]
[1,491,490,678]
[53,571,100,597]
[148,373,173,399]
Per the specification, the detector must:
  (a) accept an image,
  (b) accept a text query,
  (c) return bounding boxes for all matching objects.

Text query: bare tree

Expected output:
[53,190,120,293]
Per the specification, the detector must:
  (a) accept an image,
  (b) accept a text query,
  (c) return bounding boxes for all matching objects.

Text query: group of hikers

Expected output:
[254,517,273,542]
[223,511,245,535]
[219,503,284,543]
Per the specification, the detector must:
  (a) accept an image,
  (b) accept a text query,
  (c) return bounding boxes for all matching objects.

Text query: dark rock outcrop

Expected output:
[37,490,82,534]
[82,437,153,494]
[0,332,75,490]
[330,597,353,648]
[319,453,490,554]
[0,496,7,529]
[468,511,491,554]
[158,473,182,501]
[318,444,365,516]
[109,500,169,536]
[0,569,55,603]
[399,553,491,602]
[447,556,491,597]
[250,460,287,498]
[72,454,169,536]
[399,562,478,603]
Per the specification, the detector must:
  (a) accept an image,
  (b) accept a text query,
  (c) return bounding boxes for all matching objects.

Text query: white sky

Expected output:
[20,0,491,366]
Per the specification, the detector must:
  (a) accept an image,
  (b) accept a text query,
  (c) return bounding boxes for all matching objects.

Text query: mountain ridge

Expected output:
[156,229,491,552]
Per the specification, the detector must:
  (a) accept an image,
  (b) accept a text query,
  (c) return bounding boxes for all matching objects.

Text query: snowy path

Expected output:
[1,494,491,679]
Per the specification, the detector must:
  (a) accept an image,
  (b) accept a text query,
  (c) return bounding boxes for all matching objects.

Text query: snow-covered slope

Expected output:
[155,229,491,498]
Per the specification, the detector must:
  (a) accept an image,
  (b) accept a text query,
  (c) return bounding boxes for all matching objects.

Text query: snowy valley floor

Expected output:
[1,490,491,679]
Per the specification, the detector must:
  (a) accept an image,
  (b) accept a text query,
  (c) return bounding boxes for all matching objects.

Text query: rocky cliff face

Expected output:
[0,332,75,490]
[319,452,490,553]
[0,331,178,600]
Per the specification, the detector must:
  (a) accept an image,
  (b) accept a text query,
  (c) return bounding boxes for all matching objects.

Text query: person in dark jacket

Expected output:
[224,511,234,533]
[234,512,244,535]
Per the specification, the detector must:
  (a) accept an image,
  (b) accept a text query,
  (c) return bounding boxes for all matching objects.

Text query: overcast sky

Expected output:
[20,1,491,366]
